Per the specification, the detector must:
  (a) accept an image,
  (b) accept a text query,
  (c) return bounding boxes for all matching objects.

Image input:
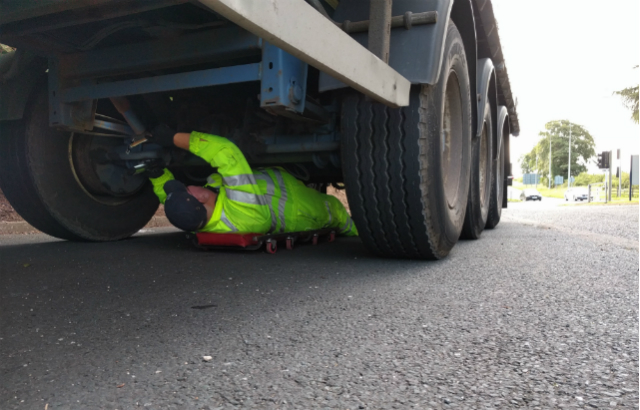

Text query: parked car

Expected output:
[565,188,588,202]
[520,189,542,201]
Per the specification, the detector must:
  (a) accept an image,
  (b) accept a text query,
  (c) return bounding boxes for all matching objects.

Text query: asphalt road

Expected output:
[1,203,638,410]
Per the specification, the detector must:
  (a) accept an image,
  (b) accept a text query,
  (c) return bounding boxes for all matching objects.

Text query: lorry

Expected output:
[0,0,519,259]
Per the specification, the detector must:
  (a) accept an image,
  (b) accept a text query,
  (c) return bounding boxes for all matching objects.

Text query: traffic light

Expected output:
[597,151,610,169]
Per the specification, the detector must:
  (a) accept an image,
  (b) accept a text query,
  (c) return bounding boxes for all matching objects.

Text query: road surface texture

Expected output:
[1,203,638,409]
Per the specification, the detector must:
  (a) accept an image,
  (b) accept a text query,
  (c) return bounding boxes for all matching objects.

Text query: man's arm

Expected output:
[151,129,252,182]
[172,132,191,150]
[167,132,252,179]
[180,132,254,179]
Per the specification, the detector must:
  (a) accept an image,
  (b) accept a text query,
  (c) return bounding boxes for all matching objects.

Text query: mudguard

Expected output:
[319,0,453,92]
[0,51,47,121]
[476,58,495,138]
[496,105,509,160]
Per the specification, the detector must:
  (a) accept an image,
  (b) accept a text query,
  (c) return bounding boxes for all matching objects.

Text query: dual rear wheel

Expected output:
[342,21,473,259]
[342,21,502,259]
[461,103,493,239]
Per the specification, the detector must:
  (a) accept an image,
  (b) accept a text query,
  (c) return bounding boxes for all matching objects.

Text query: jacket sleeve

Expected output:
[149,168,175,204]
[188,132,253,178]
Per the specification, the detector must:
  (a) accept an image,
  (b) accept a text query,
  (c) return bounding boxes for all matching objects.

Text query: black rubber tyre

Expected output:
[461,103,493,239]
[0,91,158,241]
[485,130,505,229]
[341,21,472,259]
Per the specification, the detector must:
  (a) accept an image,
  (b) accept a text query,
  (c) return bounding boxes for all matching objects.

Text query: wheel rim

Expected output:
[441,70,464,209]
[68,133,146,206]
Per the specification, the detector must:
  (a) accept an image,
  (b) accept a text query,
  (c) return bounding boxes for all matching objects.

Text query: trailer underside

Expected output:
[0,0,519,258]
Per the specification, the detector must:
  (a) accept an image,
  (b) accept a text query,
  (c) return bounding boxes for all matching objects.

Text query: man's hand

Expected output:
[150,124,177,147]
[141,151,171,179]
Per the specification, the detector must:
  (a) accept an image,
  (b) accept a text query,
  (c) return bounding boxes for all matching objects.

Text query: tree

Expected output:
[519,120,596,185]
[614,66,639,124]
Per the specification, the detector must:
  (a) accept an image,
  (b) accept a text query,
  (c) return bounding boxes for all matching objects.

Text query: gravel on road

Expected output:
[0,204,638,410]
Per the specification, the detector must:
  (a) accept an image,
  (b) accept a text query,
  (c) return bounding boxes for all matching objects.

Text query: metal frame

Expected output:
[49,60,263,129]
[59,63,262,102]
[48,40,320,134]
[196,0,411,108]
[1,0,520,135]
[318,0,453,93]
[47,25,327,133]
[48,58,96,130]
[58,26,262,80]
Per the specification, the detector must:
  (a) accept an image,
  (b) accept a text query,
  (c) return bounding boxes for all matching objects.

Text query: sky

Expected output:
[491,0,639,176]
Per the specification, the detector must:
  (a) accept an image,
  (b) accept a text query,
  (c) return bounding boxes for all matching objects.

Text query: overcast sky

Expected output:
[491,0,639,176]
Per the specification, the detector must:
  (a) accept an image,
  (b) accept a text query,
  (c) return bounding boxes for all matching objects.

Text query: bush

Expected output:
[573,172,604,186]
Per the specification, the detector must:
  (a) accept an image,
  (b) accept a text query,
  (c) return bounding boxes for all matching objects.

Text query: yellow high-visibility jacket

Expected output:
[150,132,357,236]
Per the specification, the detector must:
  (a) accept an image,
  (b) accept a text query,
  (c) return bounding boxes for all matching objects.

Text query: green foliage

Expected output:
[614,66,639,124]
[573,172,604,186]
[612,172,631,189]
[519,120,596,185]
[571,171,630,190]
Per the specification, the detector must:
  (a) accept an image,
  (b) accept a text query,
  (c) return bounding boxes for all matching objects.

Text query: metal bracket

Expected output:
[260,42,308,114]
[197,0,410,108]
[368,0,393,63]
[48,57,96,131]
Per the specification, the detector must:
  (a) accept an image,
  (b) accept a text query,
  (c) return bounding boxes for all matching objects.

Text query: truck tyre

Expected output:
[485,131,505,229]
[0,90,158,241]
[341,21,472,259]
[461,103,493,239]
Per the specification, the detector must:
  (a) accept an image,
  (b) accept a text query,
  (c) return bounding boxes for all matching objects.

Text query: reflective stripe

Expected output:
[272,170,288,233]
[255,169,288,233]
[339,217,353,234]
[340,216,351,232]
[255,172,278,233]
[324,201,333,225]
[223,174,256,187]
[220,209,238,232]
[226,189,264,205]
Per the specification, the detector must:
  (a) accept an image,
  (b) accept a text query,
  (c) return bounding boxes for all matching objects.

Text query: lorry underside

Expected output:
[0,0,520,259]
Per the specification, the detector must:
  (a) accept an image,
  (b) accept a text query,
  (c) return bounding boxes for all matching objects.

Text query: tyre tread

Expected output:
[341,21,471,260]
[0,120,81,240]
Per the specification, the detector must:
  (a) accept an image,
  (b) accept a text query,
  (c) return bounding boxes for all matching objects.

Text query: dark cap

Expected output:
[163,180,208,232]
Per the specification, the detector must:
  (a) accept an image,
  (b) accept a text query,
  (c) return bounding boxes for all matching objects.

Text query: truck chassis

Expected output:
[0,0,519,259]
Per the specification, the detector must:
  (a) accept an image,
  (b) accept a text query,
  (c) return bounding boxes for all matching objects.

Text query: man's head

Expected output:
[163,180,216,231]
